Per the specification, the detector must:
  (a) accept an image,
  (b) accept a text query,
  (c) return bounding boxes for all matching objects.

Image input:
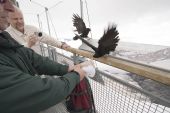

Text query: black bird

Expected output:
[72,14,90,40]
[74,25,119,58]
[72,14,119,58]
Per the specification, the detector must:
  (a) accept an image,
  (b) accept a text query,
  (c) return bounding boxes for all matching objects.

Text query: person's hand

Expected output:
[27,35,38,47]
[73,64,86,81]
[68,64,75,72]
[61,42,70,49]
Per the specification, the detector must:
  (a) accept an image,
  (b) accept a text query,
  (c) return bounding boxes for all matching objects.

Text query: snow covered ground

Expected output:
[151,59,170,70]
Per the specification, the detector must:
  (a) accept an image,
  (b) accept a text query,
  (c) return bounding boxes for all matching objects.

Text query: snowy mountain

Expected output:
[115,42,170,69]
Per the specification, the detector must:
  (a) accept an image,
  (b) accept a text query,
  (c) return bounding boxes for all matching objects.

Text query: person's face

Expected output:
[8,10,25,33]
[0,0,14,31]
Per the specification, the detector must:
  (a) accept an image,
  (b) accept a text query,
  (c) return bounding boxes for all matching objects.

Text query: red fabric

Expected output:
[70,78,91,110]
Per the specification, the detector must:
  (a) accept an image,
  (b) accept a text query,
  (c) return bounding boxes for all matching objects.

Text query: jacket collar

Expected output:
[6,25,24,37]
[0,31,23,49]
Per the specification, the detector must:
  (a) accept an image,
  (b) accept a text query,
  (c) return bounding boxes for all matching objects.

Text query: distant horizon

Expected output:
[62,38,170,47]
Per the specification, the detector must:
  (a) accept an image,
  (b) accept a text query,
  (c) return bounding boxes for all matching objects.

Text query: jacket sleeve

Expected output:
[25,25,63,48]
[25,48,69,76]
[0,60,80,113]
[39,32,62,48]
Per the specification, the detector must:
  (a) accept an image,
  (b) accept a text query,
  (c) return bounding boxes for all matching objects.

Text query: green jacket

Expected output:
[0,31,80,113]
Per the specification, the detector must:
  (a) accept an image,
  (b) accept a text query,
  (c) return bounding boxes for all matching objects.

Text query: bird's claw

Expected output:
[73,35,79,40]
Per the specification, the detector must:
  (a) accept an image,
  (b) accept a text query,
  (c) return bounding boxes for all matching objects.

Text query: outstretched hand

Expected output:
[68,64,86,81]
[27,34,38,48]
[74,65,86,81]
[61,42,70,49]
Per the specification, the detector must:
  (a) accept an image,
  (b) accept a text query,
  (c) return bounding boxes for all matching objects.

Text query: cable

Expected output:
[84,0,93,39]
[84,0,98,67]
[48,1,63,10]
[48,11,58,40]
[31,0,46,8]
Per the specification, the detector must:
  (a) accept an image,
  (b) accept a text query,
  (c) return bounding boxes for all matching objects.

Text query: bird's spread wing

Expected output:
[98,24,119,53]
[72,14,86,34]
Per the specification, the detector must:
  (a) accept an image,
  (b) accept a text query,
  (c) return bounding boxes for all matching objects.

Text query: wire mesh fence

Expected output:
[40,44,170,113]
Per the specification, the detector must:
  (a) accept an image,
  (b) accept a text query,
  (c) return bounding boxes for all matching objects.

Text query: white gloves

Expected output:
[80,60,96,78]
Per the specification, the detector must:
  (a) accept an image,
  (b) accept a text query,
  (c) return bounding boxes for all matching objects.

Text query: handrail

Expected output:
[59,46,170,85]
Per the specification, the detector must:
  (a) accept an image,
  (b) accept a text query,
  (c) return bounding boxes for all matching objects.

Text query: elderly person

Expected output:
[0,1,86,113]
[6,5,68,55]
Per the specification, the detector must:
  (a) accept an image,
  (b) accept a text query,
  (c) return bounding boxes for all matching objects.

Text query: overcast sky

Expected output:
[17,0,170,46]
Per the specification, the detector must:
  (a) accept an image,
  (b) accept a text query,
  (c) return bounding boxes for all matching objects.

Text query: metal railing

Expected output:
[40,44,170,113]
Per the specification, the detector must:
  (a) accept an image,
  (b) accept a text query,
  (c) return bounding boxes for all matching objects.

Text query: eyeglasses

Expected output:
[0,0,7,4]
[0,0,14,12]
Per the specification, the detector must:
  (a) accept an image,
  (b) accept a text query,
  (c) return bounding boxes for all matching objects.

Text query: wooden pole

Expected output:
[61,46,170,85]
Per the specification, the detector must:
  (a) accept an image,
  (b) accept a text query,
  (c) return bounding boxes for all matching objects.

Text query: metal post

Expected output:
[11,0,19,7]
[80,0,83,19]
[37,14,42,30]
[45,7,51,36]
[30,1,63,36]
